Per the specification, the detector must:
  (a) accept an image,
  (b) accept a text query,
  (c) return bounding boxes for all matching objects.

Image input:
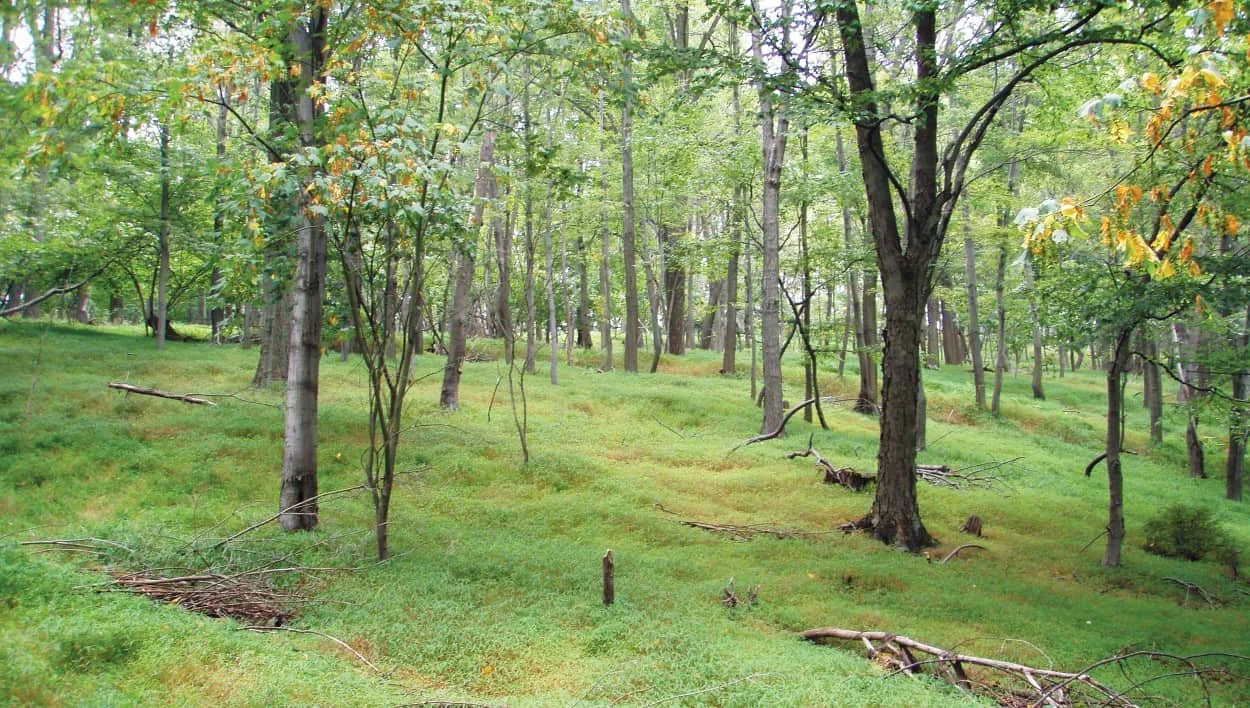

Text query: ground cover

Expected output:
[1,320,1248,705]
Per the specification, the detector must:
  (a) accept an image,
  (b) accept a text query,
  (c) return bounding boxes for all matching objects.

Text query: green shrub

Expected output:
[1142,504,1235,563]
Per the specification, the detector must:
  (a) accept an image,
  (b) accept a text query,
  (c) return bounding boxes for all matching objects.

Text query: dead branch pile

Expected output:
[915,458,1019,492]
[787,435,874,491]
[654,503,830,541]
[801,626,1249,706]
[106,570,296,625]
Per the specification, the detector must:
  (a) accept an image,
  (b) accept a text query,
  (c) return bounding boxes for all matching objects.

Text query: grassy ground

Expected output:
[1,319,1248,706]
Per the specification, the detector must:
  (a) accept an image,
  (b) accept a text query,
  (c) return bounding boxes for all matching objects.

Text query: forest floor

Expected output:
[2,320,1248,706]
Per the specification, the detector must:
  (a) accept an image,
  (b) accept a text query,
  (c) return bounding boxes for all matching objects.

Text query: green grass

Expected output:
[1,319,1248,705]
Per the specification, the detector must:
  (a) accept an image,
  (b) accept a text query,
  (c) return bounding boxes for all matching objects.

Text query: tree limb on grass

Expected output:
[731,397,816,453]
[107,382,218,406]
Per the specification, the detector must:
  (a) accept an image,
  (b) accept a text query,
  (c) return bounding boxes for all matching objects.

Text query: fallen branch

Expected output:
[940,544,987,564]
[730,398,817,453]
[787,434,874,491]
[212,484,367,548]
[639,673,772,707]
[654,503,830,541]
[916,458,1018,492]
[800,627,1130,706]
[1163,576,1217,608]
[107,382,218,406]
[241,625,379,673]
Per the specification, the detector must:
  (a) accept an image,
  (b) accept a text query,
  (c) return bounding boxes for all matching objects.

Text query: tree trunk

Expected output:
[664,227,685,356]
[278,11,328,532]
[925,298,941,367]
[940,299,962,366]
[441,133,495,407]
[838,130,877,415]
[963,223,986,409]
[73,284,91,324]
[991,239,1007,414]
[596,101,614,369]
[1102,328,1132,567]
[576,236,592,349]
[155,122,171,351]
[756,85,787,434]
[701,279,722,350]
[1228,307,1250,501]
[642,230,664,374]
[1143,336,1163,444]
[109,294,124,324]
[620,0,640,372]
[545,194,560,385]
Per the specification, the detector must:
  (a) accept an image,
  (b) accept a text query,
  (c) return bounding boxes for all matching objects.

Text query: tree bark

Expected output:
[755,56,787,434]
[155,122,171,351]
[1102,328,1133,567]
[1143,336,1163,444]
[963,222,986,409]
[991,239,1007,414]
[597,95,614,370]
[620,0,640,372]
[1228,307,1250,501]
[278,10,328,532]
[441,132,495,408]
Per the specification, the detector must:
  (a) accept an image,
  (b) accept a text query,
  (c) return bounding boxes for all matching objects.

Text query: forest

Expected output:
[2,0,1250,705]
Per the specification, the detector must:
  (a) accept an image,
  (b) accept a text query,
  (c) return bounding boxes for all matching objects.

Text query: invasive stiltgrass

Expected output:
[1,319,1247,705]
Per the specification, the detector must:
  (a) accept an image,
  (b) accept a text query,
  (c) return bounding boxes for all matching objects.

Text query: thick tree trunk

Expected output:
[757,103,787,434]
[642,232,664,373]
[940,299,962,366]
[1186,417,1206,479]
[109,294,124,324]
[73,284,91,324]
[1102,328,1132,567]
[253,279,291,386]
[278,12,328,532]
[441,136,495,408]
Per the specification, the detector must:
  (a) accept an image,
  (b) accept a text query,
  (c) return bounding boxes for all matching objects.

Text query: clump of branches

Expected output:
[802,626,1250,707]
[105,570,297,625]
[915,458,1019,493]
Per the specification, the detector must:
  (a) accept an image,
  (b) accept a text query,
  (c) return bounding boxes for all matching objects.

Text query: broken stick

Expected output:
[108,382,218,406]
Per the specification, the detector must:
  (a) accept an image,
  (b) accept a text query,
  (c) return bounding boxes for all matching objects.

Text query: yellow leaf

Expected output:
[481,665,494,676]
[1199,67,1226,88]
[1157,258,1175,278]
[1227,214,1240,236]
[1141,72,1160,93]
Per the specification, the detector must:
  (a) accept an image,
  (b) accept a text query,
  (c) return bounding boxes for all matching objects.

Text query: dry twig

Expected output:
[241,625,379,673]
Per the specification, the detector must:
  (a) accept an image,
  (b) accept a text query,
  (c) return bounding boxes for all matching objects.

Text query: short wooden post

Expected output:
[602,549,614,605]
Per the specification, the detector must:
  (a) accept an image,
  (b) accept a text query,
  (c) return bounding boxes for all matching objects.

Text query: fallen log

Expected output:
[107,382,218,406]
